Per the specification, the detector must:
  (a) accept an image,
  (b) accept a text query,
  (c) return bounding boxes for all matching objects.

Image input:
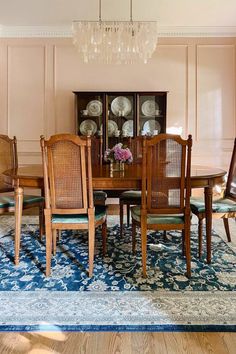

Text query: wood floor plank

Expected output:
[95,332,131,354]
[196,332,232,354]
[0,332,236,354]
[131,332,167,354]
[163,332,205,354]
[220,333,236,354]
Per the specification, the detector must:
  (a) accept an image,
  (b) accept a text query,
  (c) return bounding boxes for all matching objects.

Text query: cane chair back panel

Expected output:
[144,135,191,214]
[45,136,90,212]
[0,135,17,192]
[226,138,236,201]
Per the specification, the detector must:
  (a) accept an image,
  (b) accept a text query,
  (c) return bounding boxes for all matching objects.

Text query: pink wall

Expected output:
[0,37,235,169]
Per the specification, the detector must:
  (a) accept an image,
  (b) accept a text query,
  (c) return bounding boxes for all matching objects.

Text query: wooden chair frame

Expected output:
[193,138,236,257]
[119,136,143,237]
[0,134,44,264]
[132,134,192,278]
[40,134,107,277]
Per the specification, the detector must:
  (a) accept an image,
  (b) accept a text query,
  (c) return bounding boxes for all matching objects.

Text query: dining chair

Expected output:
[119,136,143,237]
[0,134,44,264]
[190,138,236,258]
[131,134,192,278]
[40,134,107,277]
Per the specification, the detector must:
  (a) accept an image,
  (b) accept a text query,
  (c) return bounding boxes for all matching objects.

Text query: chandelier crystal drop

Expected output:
[72,1,158,64]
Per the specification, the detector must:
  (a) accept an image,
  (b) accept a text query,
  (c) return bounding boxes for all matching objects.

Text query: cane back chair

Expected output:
[0,134,44,264]
[131,134,192,278]
[190,138,236,257]
[40,134,107,277]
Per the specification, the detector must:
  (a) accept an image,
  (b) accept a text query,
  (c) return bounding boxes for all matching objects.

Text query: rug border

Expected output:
[0,324,236,332]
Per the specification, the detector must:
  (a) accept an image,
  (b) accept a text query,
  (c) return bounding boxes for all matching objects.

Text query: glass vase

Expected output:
[113,161,125,171]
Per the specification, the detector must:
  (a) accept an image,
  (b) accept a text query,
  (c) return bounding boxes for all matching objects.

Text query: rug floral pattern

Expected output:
[0,223,236,292]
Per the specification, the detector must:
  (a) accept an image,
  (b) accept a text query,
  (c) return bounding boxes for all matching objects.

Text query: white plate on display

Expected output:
[101,120,118,137]
[122,120,133,137]
[111,96,132,117]
[143,120,161,135]
[86,100,102,116]
[141,100,159,117]
[80,119,97,136]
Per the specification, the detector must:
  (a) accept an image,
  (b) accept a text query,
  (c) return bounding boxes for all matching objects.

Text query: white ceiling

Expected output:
[0,0,236,36]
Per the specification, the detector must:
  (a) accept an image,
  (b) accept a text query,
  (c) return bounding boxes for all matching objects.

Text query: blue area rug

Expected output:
[0,221,236,331]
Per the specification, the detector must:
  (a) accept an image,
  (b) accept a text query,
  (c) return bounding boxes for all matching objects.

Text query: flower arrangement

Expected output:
[104,143,133,163]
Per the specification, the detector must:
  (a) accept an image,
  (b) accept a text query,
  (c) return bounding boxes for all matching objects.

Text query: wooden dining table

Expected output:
[3,164,226,264]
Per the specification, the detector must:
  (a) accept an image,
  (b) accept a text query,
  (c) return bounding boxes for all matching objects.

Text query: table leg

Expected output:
[14,186,23,265]
[204,185,213,264]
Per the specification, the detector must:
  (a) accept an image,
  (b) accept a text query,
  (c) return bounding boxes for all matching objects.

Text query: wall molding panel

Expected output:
[0,37,235,169]
[196,44,236,142]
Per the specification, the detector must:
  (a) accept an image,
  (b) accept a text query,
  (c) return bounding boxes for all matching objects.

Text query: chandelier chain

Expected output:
[130,0,133,22]
[99,0,102,22]
[99,0,133,22]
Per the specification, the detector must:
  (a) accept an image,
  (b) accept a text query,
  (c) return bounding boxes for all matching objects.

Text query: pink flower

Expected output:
[104,143,133,163]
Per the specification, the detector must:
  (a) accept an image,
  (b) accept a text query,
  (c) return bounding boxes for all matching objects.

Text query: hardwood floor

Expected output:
[0,332,236,354]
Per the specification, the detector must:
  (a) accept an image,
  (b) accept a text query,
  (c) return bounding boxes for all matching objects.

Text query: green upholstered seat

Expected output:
[0,195,44,209]
[190,197,236,214]
[120,190,141,200]
[131,206,185,225]
[52,205,107,224]
[93,191,107,202]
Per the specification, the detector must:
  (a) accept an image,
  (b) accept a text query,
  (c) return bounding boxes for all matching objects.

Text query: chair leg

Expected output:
[52,230,57,256]
[185,222,191,278]
[120,201,124,238]
[102,220,107,256]
[198,218,203,258]
[223,218,232,242]
[58,230,61,240]
[163,231,167,242]
[45,214,52,277]
[14,186,23,266]
[132,219,136,254]
[88,224,95,277]
[141,221,147,277]
[182,230,185,256]
[39,205,44,240]
[127,204,130,226]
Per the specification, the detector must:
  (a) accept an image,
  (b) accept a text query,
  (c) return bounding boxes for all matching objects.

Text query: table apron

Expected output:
[92,180,141,190]
[93,176,225,191]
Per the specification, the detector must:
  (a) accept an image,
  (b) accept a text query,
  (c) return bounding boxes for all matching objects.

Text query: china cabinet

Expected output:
[73,91,167,151]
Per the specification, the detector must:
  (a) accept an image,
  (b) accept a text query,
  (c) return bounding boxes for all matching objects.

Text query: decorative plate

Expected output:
[79,119,97,136]
[111,96,132,117]
[101,120,118,137]
[143,120,161,134]
[122,120,134,137]
[86,100,102,116]
[141,100,159,117]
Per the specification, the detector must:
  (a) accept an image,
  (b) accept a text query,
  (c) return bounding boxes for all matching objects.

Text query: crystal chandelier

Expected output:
[72,0,158,64]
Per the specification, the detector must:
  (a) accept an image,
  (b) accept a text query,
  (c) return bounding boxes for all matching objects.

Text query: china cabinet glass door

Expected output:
[106,93,135,148]
[76,93,104,138]
[138,93,166,136]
